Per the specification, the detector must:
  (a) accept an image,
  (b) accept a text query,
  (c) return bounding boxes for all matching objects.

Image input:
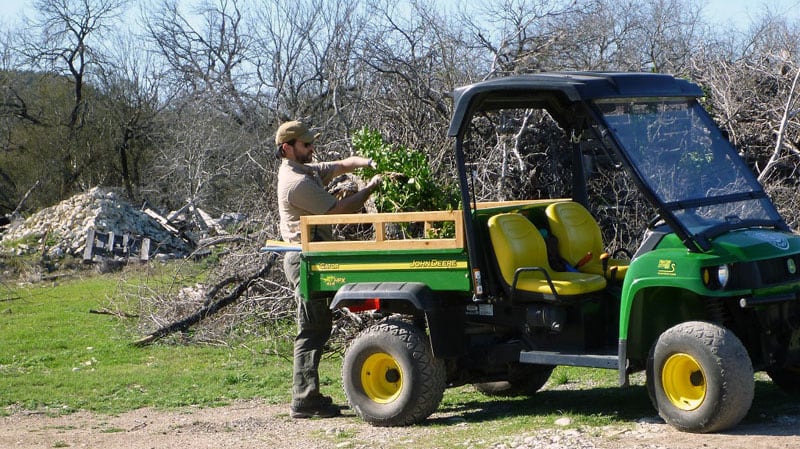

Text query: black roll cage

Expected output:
[446,72,783,298]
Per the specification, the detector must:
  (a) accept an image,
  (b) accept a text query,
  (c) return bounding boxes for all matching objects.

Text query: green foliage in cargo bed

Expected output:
[353,128,459,214]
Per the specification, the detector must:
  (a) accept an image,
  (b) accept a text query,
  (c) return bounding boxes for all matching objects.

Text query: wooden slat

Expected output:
[303,238,462,252]
[301,210,464,252]
[302,210,460,225]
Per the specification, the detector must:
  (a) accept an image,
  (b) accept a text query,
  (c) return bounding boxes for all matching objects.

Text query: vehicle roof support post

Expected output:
[454,135,485,300]
[570,128,589,208]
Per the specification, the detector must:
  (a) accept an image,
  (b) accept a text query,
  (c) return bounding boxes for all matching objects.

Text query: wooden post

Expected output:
[121,234,130,257]
[83,229,96,262]
[140,238,150,262]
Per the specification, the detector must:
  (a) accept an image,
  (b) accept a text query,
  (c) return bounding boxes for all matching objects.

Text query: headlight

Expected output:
[717,265,730,287]
[702,265,730,289]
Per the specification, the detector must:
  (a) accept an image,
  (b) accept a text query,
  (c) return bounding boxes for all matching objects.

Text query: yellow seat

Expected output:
[545,202,628,281]
[487,213,606,297]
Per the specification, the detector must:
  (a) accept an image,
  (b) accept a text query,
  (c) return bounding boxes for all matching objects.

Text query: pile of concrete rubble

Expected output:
[0,187,241,260]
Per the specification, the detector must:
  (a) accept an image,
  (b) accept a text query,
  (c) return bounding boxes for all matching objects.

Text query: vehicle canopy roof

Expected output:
[447,72,703,137]
[448,72,787,254]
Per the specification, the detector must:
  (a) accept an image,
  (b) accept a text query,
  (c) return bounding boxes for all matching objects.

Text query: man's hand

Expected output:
[367,158,378,170]
[367,174,383,192]
[384,172,408,183]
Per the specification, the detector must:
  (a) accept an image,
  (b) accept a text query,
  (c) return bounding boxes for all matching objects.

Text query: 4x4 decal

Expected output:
[657,259,677,276]
[321,275,346,287]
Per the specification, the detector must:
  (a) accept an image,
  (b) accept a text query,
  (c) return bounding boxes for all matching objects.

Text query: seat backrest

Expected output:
[545,202,604,267]
[487,213,549,286]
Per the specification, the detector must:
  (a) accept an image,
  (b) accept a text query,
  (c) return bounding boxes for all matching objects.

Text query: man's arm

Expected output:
[331,156,377,177]
[326,175,382,215]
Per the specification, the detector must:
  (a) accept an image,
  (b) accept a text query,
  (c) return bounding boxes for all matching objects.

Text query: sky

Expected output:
[0,0,29,22]
[1,0,800,33]
[704,0,800,27]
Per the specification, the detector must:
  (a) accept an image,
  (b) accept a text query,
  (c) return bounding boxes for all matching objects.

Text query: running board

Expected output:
[519,350,619,369]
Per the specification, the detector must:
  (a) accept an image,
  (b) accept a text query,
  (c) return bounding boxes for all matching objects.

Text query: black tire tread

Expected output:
[473,364,554,397]
[647,321,754,433]
[766,366,800,393]
[343,319,445,427]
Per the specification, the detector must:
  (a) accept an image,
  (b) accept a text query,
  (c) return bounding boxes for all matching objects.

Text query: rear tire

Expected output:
[473,363,554,397]
[767,365,800,393]
[342,319,445,427]
[646,321,754,433]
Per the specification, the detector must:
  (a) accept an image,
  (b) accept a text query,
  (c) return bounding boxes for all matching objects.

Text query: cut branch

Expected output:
[89,308,139,319]
[11,180,41,216]
[132,252,278,346]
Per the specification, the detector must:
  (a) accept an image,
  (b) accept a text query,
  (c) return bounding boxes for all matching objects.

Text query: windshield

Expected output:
[596,98,783,242]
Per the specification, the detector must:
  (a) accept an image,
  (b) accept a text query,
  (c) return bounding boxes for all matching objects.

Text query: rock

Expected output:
[554,417,572,426]
[0,187,193,258]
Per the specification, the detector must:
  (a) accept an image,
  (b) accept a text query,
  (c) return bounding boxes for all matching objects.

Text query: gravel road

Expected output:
[2,399,799,449]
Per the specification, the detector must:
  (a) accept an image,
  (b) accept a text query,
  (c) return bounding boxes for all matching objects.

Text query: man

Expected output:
[275,120,381,419]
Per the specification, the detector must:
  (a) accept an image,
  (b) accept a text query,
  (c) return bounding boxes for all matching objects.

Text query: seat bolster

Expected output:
[515,270,606,296]
[550,271,606,295]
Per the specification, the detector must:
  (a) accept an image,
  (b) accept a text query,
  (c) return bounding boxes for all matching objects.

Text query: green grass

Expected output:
[0,273,298,414]
[1,270,799,448]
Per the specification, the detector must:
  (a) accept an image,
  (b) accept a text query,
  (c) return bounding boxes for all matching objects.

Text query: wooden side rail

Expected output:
[300,210,464,252]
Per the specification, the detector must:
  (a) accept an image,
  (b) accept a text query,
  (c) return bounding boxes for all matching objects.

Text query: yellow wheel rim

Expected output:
[361,352,403,403]
[662,353,706,411]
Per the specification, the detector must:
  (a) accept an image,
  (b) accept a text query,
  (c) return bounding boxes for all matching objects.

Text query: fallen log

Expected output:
[132,252,278,347]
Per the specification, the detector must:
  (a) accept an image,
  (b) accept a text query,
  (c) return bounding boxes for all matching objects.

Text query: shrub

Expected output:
[352,128,459,214]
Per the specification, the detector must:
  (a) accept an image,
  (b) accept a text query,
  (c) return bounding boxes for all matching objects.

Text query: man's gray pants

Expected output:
[283,251,333,407]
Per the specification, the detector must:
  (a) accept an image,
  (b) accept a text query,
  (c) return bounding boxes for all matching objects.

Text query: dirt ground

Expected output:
[2,399,799,449]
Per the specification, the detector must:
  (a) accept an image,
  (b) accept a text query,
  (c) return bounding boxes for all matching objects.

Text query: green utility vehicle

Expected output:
[297,72,800,433]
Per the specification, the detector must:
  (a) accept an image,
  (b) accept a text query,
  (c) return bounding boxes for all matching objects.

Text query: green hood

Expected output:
[712,229,800,261]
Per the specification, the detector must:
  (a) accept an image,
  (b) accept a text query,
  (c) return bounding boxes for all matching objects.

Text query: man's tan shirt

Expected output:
[277,159,337,243]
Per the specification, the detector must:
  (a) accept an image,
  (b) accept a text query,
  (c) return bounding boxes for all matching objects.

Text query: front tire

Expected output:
[342,319,445,427]
[646,321,754,433]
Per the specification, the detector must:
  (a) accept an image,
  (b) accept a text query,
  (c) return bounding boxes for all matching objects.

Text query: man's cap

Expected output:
[275,120,320,145]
